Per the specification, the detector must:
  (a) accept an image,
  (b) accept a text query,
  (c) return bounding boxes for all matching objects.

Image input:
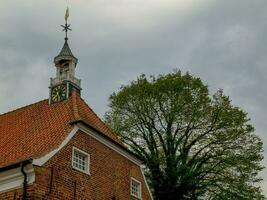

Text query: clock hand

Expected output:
[57,92,61,101]
[55,92,60,101]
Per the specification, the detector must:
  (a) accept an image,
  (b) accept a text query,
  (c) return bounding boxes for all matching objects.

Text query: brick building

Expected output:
[0,13,153,200]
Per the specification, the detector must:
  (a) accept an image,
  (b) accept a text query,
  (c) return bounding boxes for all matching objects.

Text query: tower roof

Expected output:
[54,39,78,64]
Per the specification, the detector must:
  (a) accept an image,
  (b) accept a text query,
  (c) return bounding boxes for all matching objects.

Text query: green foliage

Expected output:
[105,71,265,200]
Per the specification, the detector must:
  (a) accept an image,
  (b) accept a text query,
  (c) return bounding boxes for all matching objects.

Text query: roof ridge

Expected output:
[77,96,116,135]
[67,91,123,145]
[0,99,48,118]
[71,90,81,121]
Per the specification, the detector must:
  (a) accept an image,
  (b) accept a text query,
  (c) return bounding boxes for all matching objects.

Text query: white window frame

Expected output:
[131,177,142,199]
[72,147,90,175]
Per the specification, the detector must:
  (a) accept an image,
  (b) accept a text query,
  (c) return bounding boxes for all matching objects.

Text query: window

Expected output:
[72,147,90,174]
[131,178,142,199]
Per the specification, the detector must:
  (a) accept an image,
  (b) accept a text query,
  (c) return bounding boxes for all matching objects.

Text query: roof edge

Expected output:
[72,120,143,164]
[33,123,143,167]
[0,159,32,172]
[33,126,79,166]
[0,99,47,118]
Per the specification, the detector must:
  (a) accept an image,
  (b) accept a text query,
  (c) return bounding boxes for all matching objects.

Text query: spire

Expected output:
[54,7,78,65]
[49,7,81,104]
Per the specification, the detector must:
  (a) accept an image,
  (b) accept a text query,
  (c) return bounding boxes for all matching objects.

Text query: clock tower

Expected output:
[49,8,81,104]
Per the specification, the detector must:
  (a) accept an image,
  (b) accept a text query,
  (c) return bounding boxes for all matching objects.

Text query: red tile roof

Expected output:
[0,91,123,168]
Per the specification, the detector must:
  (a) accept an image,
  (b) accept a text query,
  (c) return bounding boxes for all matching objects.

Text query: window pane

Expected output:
[131,179,141,198]
[72,149,89,173]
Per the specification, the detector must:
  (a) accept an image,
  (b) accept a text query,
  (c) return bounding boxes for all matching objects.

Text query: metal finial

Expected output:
[61,7,71,41]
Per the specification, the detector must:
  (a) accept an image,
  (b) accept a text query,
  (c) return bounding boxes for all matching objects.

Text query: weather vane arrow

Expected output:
[65,7,69,22]
[61,7,72,40]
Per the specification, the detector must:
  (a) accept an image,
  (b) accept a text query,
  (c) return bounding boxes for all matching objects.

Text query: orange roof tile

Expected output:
[0,92,123,168]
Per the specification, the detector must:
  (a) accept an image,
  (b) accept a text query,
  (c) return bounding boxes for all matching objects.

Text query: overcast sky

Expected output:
[0,0,266,196]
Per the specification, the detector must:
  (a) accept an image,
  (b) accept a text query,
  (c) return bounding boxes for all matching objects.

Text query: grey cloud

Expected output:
[0,0,266,195]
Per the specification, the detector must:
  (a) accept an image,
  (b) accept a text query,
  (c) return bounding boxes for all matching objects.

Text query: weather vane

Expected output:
[61,7,71,40]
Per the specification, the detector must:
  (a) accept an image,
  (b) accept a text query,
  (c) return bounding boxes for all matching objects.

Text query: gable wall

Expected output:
[33,130,152,200]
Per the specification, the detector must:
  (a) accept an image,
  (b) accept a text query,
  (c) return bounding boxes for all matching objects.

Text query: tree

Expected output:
[105,71,265,200]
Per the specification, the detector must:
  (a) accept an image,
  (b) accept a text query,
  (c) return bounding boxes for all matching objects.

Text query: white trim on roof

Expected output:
[33,126,79,166]
[77,122,143,166]
[33,124,142,166]
[140,166,154,200]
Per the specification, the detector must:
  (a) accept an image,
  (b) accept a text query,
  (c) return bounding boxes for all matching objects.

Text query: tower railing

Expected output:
[50,73,81,87]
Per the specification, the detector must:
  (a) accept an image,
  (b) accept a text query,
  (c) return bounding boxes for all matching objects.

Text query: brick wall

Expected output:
[0,130,151,200]
[0,186,34,200]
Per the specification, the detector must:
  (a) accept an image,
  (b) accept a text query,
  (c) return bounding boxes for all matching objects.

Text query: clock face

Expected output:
[51,84,67,103]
